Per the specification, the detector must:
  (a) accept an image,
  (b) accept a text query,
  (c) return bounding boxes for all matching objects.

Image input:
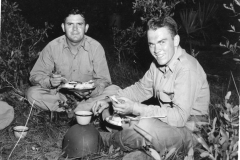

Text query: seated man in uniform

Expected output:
[26,8,119,117]
[92,16,210,159]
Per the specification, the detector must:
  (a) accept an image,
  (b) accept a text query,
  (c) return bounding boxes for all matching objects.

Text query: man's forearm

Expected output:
[30,75,52,88]
[132,102,190,127]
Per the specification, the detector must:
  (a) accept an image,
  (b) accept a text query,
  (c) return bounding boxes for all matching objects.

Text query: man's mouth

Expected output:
[155,54,164,59]
[72,32,80,35]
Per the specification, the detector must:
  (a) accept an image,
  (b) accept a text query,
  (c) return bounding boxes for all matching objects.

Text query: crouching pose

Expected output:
[26,8,119,115]
[93,16,210,159]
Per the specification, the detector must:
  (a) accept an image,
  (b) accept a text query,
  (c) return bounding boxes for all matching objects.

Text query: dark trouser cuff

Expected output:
[112,131,133,152]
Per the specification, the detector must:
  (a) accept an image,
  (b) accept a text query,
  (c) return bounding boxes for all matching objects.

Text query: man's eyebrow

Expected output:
[66,22,84,24]
[148,38,167,45]
[158,38,167,43]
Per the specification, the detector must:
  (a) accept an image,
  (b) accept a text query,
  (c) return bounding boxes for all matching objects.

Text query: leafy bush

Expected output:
[112,23,144,65]
[195,90,239,160]
[179,1,218,55]
[0,0,52,93]
[219,0,240,64]
[111,0,186,71]
[193,4,240,159]
[132,0,184,23]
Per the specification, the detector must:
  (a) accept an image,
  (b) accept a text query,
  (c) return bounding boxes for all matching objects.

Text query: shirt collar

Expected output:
[158,46,182,73]
[62,35,89,51]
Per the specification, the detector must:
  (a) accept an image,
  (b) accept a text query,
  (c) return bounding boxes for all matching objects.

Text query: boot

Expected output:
[100,132,112,148]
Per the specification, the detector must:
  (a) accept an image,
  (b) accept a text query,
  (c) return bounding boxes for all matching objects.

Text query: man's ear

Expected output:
[174,34,180,47]
[85,24,89,33]
[61,23,65,32]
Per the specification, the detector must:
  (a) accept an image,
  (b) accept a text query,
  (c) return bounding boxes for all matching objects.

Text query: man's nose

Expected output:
[73,24,78,30]
[154,44,161,53]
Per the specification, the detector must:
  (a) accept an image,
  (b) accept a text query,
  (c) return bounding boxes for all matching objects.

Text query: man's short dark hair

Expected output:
[63,8,87,23]
[147,16,178,38]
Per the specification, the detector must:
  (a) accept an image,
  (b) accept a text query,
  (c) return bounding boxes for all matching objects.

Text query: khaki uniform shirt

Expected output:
[29,35,111,89]
[118,46,210,127]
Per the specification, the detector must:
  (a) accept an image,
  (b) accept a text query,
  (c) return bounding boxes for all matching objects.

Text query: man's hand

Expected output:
[112,97,134,115]
[92,98,110,116]
[50,74,62,87]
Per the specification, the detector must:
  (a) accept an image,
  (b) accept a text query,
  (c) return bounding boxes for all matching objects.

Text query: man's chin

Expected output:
[68,38,83,44]
[156,59,166,66]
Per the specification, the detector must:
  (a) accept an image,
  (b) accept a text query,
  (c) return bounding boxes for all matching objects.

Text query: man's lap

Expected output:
[26,85,120,112]
[110,118,194,156]
[136,119,192,152]
[26,86,64,111]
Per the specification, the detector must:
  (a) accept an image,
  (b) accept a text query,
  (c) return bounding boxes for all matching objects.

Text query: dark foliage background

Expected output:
[6,0,239,76]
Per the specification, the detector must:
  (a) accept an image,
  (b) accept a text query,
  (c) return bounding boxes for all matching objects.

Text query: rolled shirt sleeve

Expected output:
[92,44,111,89]
[29,46,54,88]
[117,68,154,103]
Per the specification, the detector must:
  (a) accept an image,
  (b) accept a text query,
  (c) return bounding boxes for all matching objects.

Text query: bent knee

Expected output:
[137,118,164,131]
[26,86,41,101]
[103,85,121,94]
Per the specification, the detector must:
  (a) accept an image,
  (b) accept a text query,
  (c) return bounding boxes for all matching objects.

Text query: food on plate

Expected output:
[62,80,94,90]
[106,116,122,126]
[111,116,122,123]
[75,81,94,90]
[68,81,78,84]
[61,81,77,89]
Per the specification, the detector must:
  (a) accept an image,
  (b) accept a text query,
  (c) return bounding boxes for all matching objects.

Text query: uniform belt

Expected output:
[188,115,208,122]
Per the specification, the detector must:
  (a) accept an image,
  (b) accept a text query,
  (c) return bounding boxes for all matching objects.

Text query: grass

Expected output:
[0,39,239,160]
[0,98,126,160]
[0,40,142,159]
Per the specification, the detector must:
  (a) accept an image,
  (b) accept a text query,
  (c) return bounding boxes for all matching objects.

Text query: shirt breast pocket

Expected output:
[80,68,93,76]
[55,63,68,74]
[78,66,93,81]
[79,56,93,76]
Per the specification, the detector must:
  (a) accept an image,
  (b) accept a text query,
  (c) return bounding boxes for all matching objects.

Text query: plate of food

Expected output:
[61,80,96,92]
[105,115,123,126]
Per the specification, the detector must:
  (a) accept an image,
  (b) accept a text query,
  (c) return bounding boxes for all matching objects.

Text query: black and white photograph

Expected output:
[0,0,239,159]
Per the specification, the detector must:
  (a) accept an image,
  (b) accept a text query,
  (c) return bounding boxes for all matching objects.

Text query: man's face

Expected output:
[147,27,179,66]
[61,14,89,44]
